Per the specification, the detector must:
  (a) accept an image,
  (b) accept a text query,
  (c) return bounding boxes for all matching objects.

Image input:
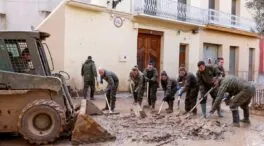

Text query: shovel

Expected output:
[130,82,147,118]
[157,101,165,115]
[143,82,150,109]
[177,96,181,110]
[104,93,119,115]
[185,87,215,118]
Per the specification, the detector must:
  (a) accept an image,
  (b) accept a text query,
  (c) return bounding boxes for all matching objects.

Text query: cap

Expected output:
[179,67,186,72]
[148,61,153,65]
[88,56,92,59]
[197,60,205,67]
[132,65,138,71]
[161,71,167,76]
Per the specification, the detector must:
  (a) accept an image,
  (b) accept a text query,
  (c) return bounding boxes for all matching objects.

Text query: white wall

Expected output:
[2,0,61,30]
[64,5,137,90]
[115,0,131,13]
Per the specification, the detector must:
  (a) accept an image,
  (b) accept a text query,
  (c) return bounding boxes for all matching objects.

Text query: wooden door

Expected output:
[137,33,161,74]
[179,44,186,67]
[203,44,218,65]
[229,46,237,75]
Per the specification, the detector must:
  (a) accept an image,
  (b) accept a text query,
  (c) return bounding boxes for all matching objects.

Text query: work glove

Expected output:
[177,87,184,97]
[209,109,215,114]
[145,78,150,82]
[104,87,111,92]
[150,78,156,82]
[223,98,230,106]
[163,96,169,101]
[212,77,219,87]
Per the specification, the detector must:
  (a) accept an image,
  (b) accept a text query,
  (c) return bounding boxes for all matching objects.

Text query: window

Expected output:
[0,14,6,30]
[209,0,215,9]
[4,40,35,73]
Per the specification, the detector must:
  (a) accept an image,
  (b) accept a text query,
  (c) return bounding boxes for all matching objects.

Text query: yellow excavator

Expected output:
[0,31,114,144]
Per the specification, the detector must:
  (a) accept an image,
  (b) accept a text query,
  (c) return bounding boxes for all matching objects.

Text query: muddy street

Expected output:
[1,91,264,146]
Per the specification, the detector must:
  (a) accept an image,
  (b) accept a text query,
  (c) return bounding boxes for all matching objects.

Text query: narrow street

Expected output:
[1,91,264,146]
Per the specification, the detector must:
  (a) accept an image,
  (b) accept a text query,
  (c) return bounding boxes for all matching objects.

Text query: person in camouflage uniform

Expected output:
[196,61,222,118]
[143,62,158,109]
[129,66,144,105]
[160,71,177,113]
[99,68,119,112]
[210,75,255,127]
[177,67,199,115]
[214,57,225,77]
[81,56,98,100]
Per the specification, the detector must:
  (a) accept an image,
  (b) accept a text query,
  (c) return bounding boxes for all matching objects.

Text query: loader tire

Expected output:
[18,99,66,145]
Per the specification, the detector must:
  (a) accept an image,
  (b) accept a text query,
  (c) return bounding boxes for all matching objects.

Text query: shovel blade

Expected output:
[71,100,115,144]
[132,104,147,118]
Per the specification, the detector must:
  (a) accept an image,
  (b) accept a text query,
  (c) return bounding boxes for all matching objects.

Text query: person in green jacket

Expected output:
[129,66,145,105]
[81,56,98,100]
[210,76,255,127]
[196,61,222,118]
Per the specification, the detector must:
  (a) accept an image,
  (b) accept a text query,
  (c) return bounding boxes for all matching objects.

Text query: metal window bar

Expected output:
[252,89,264,110]
[134,0,208,25]
[4,40,35,74]
[208,9,257,32]
[225,71,257,81]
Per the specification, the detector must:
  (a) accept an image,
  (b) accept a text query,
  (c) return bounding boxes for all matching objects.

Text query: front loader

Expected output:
[0,31,114,144]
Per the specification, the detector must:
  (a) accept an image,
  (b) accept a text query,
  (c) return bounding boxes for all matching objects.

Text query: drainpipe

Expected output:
[259,35,264,74]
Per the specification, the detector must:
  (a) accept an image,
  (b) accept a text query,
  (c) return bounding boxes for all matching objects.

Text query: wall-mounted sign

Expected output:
[113,16,123,28]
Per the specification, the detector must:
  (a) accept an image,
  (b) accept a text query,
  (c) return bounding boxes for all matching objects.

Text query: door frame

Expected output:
[137,29,163,74]
[248,48,255,81]
[229,46,239,76]
[179,43,189,68]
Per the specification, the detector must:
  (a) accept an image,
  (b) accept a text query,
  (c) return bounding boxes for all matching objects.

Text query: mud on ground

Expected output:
[93,110,229,145]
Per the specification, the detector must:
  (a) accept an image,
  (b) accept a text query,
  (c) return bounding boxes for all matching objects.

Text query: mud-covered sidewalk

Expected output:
[1,91,264,146]
[93,112,228,146]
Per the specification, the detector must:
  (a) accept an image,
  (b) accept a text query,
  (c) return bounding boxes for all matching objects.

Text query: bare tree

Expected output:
[246,0,264,34]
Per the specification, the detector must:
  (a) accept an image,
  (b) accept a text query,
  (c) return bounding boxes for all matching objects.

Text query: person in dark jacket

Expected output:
[196,61,222,118]
[177,67,199,115]
[99,68,119,112]
[81,56,98,100]
[129,66,144,105]
[214,57,225,77]
[143,62,159,109]
[160,71,177,113]
[210,76,255,127]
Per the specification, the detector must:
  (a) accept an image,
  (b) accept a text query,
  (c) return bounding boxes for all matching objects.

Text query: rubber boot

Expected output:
[133,92,137,104]
[102,104,109,111]
[201,104,207,118]
[151,100,156,109]
[138,99,142,106]
[166,101,173,113]
[217,107,224,118]
[111,100,115,112]
[90,87,95,100]
[165,101,170,112]
[240,108,250,124]
[232,110,240,127]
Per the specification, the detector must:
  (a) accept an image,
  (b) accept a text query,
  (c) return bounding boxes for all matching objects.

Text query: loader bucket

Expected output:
[75,100,104,115]
[72,100,115,144]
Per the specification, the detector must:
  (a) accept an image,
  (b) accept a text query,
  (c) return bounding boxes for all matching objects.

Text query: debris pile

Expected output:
[93,112,229,145]
[251,104,264,111]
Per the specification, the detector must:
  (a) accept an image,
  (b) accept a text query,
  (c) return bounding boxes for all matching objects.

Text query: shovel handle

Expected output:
[158,101,165,114]
[186,87,215,117]
[104,94,112,113]
[146,82,149,98]
[129,81,133,93]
